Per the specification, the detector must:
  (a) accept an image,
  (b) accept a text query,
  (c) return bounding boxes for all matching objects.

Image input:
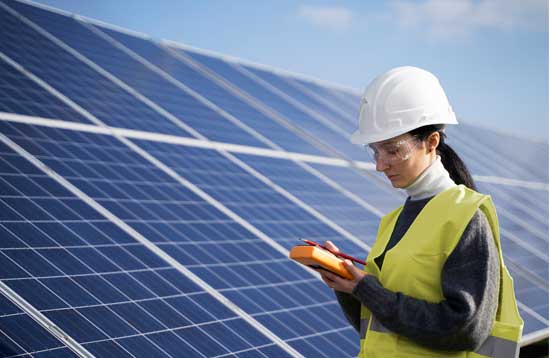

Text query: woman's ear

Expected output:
[427,132,440,152]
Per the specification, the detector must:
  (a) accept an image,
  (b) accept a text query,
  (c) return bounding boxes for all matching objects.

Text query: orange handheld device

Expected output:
[289,245,355,280]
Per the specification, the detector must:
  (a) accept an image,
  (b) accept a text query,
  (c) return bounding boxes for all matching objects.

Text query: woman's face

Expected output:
[371,132,438,188]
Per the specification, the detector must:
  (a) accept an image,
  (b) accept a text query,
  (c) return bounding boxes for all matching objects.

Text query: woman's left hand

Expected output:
[316,260,367,294]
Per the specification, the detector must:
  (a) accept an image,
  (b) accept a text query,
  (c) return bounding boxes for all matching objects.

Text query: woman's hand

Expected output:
[316,241,366,294]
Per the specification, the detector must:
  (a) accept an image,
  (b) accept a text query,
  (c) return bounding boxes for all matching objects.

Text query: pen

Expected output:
[301,239,366,265]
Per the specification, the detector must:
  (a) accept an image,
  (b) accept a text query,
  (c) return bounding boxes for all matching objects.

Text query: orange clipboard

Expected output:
[289,245,354,280]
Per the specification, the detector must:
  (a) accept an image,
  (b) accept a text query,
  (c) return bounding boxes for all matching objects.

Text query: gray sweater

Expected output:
[335,196,500,351]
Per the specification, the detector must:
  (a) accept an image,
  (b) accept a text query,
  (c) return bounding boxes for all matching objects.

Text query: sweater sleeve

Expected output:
[334,290,361,333]
[351,209,500,351]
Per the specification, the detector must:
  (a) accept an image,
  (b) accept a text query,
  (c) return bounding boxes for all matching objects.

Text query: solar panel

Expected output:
[0,121,300,358]
[0,0,547,355]
[0,54,90,125]
[4,0,268,149]
[0,4,190,137]
[171,46,367,161]
[0,120,361,357]
[0,291,79,357]
[96,26,327,158]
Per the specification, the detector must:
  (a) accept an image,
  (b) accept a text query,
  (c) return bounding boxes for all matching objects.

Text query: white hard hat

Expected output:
[350,66,458,145]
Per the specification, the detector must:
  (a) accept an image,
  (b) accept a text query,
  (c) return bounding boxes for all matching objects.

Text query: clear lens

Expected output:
[364,137,419,165]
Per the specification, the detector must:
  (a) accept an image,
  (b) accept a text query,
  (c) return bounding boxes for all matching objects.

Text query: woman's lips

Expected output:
[387,174,398,180]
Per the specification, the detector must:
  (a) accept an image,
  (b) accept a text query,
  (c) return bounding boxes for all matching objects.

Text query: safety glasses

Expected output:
[363,137,421,165]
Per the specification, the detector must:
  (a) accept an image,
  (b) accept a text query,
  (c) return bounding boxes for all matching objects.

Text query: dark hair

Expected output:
[409,124,477,190]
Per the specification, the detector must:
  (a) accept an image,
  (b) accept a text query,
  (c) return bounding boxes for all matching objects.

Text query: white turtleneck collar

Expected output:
[404,155,456,200]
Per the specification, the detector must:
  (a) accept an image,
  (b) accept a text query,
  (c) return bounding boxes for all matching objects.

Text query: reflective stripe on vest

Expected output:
[358,185,523,358]
[365,316,520,357]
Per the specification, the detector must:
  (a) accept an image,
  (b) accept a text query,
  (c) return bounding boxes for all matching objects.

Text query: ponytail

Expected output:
[409,125,477,190]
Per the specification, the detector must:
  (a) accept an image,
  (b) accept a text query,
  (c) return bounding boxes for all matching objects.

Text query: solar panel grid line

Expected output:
[499,227,548,262]
[2,112,547,193]
[458,126,547,182]
[117,134,341,267]
[0,51,97,129]
[157,44,347,160]
[434,139,548,241]
[0,112,389,229]
[288,80,361,123]
[475,186,548,241]
[151,43,320,158]
[0,113,113,137]
[328,89,361,112]
[161,39,362,98]
[517,301,549,326]
[449,126,541,183]
[200,150,372,252]
[0,131,306,358]
[0,280,94,357]
[284,78,357,129]
[0,329,27,358]
[52,22,381,254]
[152,44,401,217]
[0,117,386,256]
[473,175,548,190]
[255,74,359,136]
[231,63,351,140]
[505,264,548,295]
[0,2,201,141]
[9,108,548,260]
[101,138,312,357]
[69,134,364,356]
[0,140,233,358]
[522,329,550,347]
[289,161,385,218]
[497,208,548,242]
[78,19,275,150]
[0,293,80,357]
[348,162,401,195]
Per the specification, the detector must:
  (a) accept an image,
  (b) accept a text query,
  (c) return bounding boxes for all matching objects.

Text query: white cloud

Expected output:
[392,0,547,38]
[297,5,354,31]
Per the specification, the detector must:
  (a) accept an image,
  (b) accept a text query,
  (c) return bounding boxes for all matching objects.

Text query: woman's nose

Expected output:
[375,158,389,172]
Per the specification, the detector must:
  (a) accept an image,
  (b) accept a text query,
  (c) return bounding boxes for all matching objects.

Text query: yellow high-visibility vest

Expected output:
[358,185,523,358]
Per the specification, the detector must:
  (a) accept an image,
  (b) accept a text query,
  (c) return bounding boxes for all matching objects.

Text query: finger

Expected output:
[343,260,363,280]
[318,269,340,282]
[324,241,339,253]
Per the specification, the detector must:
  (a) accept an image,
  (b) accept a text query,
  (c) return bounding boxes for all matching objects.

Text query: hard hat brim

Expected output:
[350,116,459,145]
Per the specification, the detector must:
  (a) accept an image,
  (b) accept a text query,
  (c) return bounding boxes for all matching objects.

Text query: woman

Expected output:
[317,66,523,357]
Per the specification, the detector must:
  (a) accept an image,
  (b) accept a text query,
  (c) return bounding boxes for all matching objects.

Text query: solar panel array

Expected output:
[0,0,547,357]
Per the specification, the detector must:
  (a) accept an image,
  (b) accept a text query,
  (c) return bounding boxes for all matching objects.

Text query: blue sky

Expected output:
[32,0,548,141]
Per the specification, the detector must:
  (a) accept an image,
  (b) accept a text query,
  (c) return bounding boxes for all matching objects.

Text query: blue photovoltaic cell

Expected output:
[4,0,270,148]
[1,121,359,357]
[463,124,547,182]
[0,55,89,125]
[447,123,548,183]
[98,26,326,157]
[476,182,548,280]
[0,4,192,137]
[243,68,357,135]
[0,293,78,357]
[133,139,367,259]
[234,153,381,247]
[289,78,360,125]
[308,163,403,214]
[236,63,367,159]
[174,47,366,160]
[0,122,293,358]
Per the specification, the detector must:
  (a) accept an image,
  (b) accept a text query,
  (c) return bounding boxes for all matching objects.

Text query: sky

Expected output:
[32,0,549,141]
